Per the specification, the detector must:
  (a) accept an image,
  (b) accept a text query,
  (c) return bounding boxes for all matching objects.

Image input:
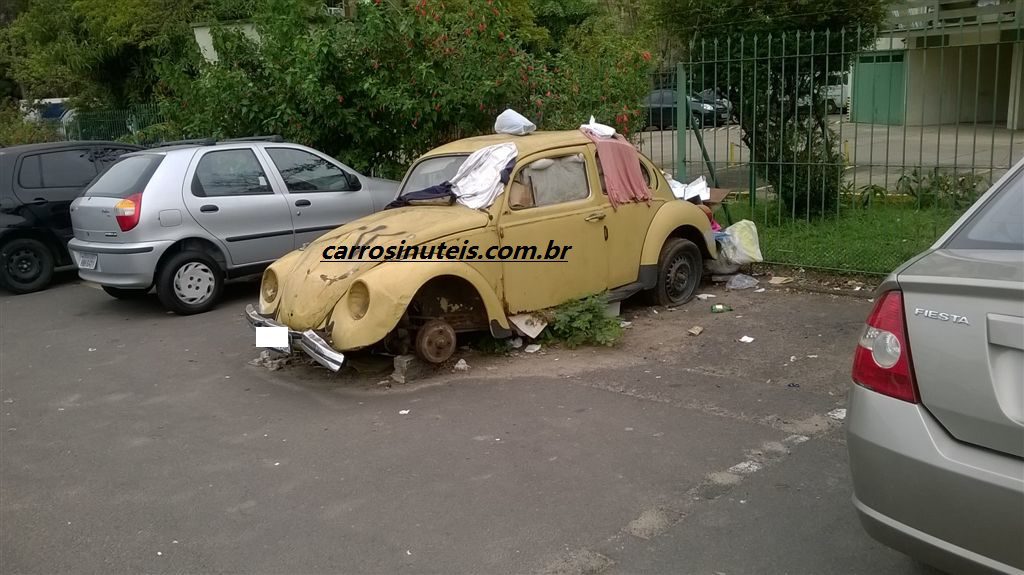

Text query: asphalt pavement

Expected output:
[0,276,938,574]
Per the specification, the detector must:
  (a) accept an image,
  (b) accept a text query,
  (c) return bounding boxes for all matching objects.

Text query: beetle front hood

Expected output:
[269,205,491,329]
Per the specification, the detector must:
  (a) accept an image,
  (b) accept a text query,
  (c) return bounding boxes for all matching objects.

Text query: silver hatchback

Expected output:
[847,158,1024,574]
[68,138,398,314]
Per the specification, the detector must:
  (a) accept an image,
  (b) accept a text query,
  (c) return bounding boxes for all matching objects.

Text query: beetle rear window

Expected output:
[84,154,164,199]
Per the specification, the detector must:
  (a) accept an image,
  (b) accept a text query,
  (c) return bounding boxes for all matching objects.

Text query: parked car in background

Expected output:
[68,137,399,315]
[847,158,1024,574]
[642,89,730,130]
[0,141,142,293]
[247,130,718,371]
[694,88,735,122]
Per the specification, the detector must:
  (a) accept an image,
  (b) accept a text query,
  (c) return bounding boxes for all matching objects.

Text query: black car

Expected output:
[0,141,142,293]
[642,89,731,130]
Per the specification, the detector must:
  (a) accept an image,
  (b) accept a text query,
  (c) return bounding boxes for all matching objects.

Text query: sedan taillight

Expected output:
[114,193,142,232]
[852,291,920,403]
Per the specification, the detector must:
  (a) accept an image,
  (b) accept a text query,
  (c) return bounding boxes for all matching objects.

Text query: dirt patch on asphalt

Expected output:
[256,283,873,405]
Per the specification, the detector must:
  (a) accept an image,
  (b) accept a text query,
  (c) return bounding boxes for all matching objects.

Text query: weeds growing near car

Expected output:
[543,295,623,348]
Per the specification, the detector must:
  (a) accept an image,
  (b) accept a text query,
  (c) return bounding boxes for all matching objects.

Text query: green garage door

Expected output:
[852,51,906,125]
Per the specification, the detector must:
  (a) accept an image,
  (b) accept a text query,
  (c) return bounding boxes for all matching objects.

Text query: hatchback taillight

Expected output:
[114,193,142,232]
[852,291,919,403]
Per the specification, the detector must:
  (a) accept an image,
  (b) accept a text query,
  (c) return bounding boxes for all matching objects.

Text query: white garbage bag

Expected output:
[494,109,536,136]
[720,220,763,265]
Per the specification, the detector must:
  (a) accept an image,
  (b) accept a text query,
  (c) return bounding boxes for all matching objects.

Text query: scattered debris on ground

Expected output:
[391,354,431,384]
[453,359,470,372]
[711,304,733,313]
[726,274,759,290]
[525,344,542,354]
[687,326,704,336]
[738,336,755,343]
[248,350,294,371]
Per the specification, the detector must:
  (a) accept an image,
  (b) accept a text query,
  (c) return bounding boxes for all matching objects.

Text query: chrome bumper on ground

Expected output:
[244,304,346,372]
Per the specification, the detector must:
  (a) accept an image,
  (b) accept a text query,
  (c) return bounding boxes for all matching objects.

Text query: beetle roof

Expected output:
[422,130,593,159]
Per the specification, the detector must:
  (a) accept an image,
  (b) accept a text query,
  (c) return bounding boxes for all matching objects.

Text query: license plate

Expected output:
[75,252,98,270]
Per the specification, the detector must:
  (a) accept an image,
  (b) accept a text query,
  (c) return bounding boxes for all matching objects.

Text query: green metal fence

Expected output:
[57,104,165,143]
[637,20,1024,274]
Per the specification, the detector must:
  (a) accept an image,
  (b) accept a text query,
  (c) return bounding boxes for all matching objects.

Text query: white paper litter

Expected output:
[828,408,847,421]
[754,288,766,293]
[738,336,755,343]
[454,359,470,371]
[524,344,542,354]
[695,294,716,300]
[670,175,710,201]
[399,410,411,415]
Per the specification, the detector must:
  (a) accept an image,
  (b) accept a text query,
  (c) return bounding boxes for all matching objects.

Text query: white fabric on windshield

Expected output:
[451,142,518,210]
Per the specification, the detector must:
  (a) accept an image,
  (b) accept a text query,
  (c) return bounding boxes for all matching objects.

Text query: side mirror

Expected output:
[346,172,362,191]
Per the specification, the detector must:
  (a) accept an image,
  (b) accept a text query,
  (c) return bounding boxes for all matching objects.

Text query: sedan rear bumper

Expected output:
[244,304,345,372]
[846,383,1024,574]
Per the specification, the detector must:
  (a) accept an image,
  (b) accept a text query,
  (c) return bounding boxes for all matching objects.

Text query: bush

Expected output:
[544,294,622,348]
[0,104,61,146]
[896,167,986,211]
[158,0,652,177]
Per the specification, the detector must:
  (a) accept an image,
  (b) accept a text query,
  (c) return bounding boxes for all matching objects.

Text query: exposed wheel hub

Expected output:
[415,319,457,364]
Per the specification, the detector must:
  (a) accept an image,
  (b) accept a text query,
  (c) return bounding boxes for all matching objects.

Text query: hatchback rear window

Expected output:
[946,168,1024,251]
[84,154,164,199]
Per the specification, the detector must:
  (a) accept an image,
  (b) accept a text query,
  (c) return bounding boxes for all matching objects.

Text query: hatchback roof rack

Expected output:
[150,138,216,148]
[219,135,285,143]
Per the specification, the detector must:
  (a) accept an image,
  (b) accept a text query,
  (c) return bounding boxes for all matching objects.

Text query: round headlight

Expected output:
[348,280,370,320]
[701,103,714,112]
[261,269,279,302]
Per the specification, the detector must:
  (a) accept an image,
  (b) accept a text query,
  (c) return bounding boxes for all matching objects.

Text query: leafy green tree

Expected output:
[159,0,652,176]
[656,0,887,217]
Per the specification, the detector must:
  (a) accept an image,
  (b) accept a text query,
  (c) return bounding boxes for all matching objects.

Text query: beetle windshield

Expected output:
[399,155,468,196]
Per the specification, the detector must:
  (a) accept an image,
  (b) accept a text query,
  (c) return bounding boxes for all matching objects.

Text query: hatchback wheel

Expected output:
[0,238,54,294]
[156,250,224,315]
[647,238,702,307]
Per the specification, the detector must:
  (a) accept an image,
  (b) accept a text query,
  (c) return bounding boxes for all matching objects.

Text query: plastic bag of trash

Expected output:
[494,109,537,136]
[720,220,763,265]
[579,115,616,138]
[726,273,759,290]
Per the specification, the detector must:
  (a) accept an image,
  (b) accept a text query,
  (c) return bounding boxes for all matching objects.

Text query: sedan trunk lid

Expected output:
[899,249,1024,458]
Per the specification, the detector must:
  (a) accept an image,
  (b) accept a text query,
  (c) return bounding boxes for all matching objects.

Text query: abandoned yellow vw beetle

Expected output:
[246,130,717,370]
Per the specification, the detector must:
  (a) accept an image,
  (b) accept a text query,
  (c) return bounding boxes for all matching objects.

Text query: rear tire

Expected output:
[102,286,150,299]
[156,250,224,315]
[646,238,702,307]
[0,238,54,294]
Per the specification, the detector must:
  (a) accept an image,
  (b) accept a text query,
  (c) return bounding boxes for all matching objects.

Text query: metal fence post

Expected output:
[676,61,687,181]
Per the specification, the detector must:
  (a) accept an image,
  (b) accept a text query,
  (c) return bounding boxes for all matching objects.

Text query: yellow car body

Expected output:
[248,130,717,369]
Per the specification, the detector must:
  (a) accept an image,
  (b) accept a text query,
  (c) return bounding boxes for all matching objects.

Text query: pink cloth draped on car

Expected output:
[580,128,651,209]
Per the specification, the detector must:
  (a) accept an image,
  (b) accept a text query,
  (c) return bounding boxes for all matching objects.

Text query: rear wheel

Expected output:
[0,238,54,294]
[690,114,702,129]
[102,286,150,299]
[646,238,703,307]
[156,250,223,315]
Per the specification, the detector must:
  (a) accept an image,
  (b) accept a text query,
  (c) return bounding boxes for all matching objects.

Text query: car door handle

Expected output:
[200,204,219,213]
[584,212,606,222]
[30,198,47,205]
[295,199,312,207]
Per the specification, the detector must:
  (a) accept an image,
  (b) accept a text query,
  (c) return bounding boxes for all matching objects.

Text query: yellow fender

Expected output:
[328,261,510,350]
[640,200,718,267]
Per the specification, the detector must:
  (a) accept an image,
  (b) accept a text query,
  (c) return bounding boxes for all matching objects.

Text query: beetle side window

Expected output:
[192,150,273,198]
[266,148,356,192]
[511,154,590,209]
